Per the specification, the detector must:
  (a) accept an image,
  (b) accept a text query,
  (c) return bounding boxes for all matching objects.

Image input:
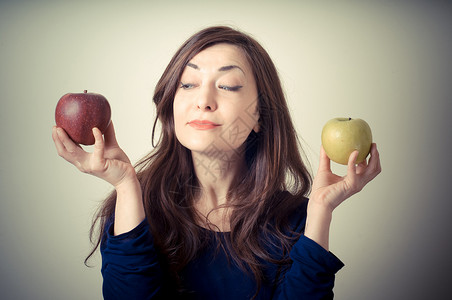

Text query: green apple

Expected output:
[321,117,372,165]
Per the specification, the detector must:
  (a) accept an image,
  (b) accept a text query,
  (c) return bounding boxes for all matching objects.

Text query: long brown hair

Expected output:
[87,26,312,294]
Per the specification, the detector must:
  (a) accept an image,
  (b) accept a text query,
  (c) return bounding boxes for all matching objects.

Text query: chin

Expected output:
[180,138,242,157]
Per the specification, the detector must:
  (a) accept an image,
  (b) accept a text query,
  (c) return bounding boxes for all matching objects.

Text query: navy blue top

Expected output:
[100,199,344,299]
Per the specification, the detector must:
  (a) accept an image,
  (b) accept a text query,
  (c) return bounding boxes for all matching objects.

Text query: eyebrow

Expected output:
[187,62,245,74]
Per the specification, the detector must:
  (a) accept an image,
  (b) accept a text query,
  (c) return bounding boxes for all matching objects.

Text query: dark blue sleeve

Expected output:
[100,219,163,300]
[274,235,344,299]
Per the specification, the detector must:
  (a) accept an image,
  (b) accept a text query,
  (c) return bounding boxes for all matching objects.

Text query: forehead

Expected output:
[188,43,251,72]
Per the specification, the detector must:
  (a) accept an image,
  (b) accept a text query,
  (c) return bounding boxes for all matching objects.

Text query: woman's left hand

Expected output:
[310,143,381,213]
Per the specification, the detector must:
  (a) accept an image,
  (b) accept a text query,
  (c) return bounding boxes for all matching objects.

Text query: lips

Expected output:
[187,119,221,130]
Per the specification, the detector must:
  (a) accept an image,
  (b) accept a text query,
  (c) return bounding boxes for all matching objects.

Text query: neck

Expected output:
[192,149,245,204]
[191,150,246,231]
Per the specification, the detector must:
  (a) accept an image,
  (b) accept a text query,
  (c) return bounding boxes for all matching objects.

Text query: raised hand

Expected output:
[304,143,381,250]
[310,143,381,213]
[51,122,137,188]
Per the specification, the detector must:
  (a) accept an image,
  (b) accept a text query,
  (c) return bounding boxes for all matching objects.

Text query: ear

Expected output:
[250,101,260,133]
[252,118,260,133]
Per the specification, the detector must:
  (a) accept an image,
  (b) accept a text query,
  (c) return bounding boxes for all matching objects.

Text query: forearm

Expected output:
[304,202,333,251]
[114,177,146,235]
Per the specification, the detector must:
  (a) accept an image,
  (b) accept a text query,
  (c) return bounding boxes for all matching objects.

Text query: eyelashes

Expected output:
[179,82,243,92]
[219,85,243,92]
[180,82,195,89]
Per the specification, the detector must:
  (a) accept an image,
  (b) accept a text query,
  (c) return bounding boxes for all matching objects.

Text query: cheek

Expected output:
[219,108,258,148]
[173,95,188,118]
[233,99,259,128]
[173,98,186,136]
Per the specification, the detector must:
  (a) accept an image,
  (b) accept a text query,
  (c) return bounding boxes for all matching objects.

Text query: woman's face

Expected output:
[173,43,259,157]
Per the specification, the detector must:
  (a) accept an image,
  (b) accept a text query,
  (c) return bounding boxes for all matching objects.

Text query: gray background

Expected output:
[1,0,451,299]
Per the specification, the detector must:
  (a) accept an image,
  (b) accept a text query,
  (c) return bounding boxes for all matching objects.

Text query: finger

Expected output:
[56,127,81,153]
[365,143,381,177]
[318,145,332,173]
[356,157,368,174]
[52,126,67,155]
[53,127,89,170]
[54,127,82,156]
[104,121,118,148]
[375,144,382,173]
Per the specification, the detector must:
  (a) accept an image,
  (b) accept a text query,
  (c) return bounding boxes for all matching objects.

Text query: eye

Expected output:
[180,82,195,90]
[218,85,243,92]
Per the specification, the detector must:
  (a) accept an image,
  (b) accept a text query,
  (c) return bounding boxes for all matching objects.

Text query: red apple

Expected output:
[55,90,111,145]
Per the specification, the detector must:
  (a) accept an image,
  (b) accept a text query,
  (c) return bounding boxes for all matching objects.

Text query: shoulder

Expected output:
[287,194,308,234]
[272,190,308,235]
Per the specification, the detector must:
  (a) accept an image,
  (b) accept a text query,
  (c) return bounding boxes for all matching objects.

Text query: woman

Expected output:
[52,26,381,299]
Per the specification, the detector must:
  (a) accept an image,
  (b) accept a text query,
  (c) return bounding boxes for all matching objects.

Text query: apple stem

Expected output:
[84,90,87,93]
[349,117,352,120]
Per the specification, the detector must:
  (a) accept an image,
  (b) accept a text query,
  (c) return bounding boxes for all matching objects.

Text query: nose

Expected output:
[196,85,217,111]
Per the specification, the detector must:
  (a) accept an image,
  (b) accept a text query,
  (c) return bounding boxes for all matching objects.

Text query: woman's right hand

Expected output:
[52,122,136,189]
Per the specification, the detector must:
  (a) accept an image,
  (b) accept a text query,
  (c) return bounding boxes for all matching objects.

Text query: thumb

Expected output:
[347,150,359,174]
[92,127,105,163]
[318,145,332,173]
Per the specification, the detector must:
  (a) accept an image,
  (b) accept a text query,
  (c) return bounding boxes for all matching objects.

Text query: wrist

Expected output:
[113,165,139,192]
[113,174,145,236]
[307,198,334,217]
[304,200,334,251]
[306,204,333,232]
[115,174,140,194]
